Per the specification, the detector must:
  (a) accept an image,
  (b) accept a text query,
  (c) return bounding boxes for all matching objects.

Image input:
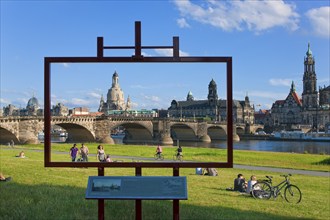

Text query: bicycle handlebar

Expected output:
[280,174,292,178]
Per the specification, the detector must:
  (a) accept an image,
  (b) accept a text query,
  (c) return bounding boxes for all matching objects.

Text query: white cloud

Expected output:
[130,84,149,89]
[173,0,299,33]
[306,6,330,38]
[87,92,101,99]
[62,63,69,68]
[0,98,11,106]
[154,49,189,56]
[177,18,190,28]
[269,78,292,87]
[143,95,160,102]
[71,98,91,106]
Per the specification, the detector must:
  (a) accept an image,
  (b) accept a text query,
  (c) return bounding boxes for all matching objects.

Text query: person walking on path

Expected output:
[80,143,89,162]
[69,144,79,162]
[96,145,106,162]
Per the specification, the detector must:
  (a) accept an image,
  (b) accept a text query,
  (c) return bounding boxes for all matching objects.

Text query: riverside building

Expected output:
[168,79,255,124]
[271,43,330,131]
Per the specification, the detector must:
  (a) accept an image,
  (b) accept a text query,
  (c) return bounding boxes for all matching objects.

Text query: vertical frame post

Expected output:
[173,37,179,58]
[98,167,105,220]
[97,37,104,58]
[227,58,233,166]
[173,167,180,220]
[135,167,142,220]
[44,59,51,166]
[134,21,142,58]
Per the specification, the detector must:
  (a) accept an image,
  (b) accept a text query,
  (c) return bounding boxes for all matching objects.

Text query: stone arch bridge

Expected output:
[0,116,263,145]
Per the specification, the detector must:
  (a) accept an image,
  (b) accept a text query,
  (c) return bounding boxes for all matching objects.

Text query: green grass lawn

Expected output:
[7,143,330,171]
[1,144,329,220]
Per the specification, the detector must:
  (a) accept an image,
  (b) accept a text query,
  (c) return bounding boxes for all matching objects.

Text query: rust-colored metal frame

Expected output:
[44,21,233,169]
[44,21,233,220]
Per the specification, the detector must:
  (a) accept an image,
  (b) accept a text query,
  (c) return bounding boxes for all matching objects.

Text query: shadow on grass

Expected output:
[312,157,330,165]
[0,181,309,220]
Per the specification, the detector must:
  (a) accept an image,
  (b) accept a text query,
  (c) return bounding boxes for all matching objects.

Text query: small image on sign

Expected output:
[92,179,121,192]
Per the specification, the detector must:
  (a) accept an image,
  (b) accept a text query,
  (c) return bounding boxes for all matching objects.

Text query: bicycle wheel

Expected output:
[154,154,158,160]
[178,155,183,161]
[252,182,272,200]
[284,185,302,204]
[160,154,164,160]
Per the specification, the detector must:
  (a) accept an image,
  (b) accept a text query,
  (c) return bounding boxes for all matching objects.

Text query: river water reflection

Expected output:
[47,137,329,155]
[180,140,329,155]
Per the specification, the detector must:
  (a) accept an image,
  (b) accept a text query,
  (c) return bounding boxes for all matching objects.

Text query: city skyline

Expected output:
[1,1,329,112]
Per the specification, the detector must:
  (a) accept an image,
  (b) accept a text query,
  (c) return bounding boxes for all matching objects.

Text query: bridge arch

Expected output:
[54,123,95,143]
[170,123,198,142]
[236,126,245,136]
[207,125,227,140]
[114,122,153,144]
[0,127,19,144]
[249,125,264,134]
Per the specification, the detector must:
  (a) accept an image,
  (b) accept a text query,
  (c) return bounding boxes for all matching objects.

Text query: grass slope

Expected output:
[0,145,329,220]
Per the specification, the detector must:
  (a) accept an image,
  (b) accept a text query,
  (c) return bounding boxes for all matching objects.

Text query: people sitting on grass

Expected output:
[105,154,112,162]
[16,151,25,158]
[246,175,257,194]
[0,173,12,182]
[234,173,247,192]
[202,168,218,176]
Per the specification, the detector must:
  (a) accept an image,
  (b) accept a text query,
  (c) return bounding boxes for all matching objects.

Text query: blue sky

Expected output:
[1,0,329,112]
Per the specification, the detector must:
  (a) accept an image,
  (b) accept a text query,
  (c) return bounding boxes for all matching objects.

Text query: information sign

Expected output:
[86,176,187,200]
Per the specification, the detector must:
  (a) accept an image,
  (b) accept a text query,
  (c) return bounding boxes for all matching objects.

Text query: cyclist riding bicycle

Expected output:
[176,145,183,157]
[156,145,163,156]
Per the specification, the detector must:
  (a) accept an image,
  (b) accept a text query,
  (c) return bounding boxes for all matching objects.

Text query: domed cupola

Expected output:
[187,91,194,101]
[27,96,39,109]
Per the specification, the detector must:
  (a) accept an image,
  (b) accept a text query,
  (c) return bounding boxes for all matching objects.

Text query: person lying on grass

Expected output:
[0,173,12,182]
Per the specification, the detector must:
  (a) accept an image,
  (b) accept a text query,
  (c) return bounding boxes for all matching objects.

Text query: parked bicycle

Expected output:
[173,152,183,161]
[154,153,164,160]
[252,174,302,204]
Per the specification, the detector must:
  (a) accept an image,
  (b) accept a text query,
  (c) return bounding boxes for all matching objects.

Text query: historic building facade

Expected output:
[2,95,43,116]
[271,43,330,131]
[98,71,131,115]
[271,82,302,126]
[168,79,255,124]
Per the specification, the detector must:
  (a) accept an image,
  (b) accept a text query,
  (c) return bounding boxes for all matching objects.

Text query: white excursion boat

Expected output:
[271,130,330,142]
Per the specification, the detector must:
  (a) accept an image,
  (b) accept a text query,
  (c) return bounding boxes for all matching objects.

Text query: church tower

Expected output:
[106,71,125,110]
[302,43,318,109]
[207,79,218,106]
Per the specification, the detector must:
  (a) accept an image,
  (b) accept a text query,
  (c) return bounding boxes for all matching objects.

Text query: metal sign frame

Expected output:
[44,21,233,169]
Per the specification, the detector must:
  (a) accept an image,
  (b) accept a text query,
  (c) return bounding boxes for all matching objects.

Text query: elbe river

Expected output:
[49,137,329,155]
